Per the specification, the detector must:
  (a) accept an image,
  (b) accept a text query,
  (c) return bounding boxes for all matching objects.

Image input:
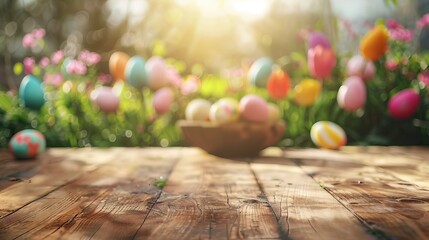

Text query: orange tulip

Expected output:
[360,26,389,61]
[267,70,291,100]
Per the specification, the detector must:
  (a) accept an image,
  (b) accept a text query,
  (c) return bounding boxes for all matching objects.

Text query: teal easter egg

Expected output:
[248,57,273,88]
[9,129,46,159]
[19,75,45,110]
[125,56,149,89]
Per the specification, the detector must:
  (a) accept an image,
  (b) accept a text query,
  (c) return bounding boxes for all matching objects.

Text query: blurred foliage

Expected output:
[1,0,429,149]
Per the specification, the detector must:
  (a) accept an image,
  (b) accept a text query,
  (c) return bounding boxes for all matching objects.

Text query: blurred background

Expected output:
[0,0,427,90]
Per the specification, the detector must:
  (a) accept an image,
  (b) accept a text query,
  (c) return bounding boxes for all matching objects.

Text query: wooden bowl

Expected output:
[178,120,286,158]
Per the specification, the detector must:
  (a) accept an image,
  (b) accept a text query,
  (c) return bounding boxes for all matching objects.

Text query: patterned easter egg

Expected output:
[19,75,45,110]
[9,129,46,159]
[310,121,347,149]
[209,98,240,124]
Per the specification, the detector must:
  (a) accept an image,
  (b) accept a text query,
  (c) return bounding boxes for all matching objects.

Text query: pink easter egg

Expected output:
[239,95,269,123]
[346,55,375,81]
[145,57,169,90]
[388,89,420,120]
[153,87,174,114]
[337,76,366,111]
[91,87,120,113]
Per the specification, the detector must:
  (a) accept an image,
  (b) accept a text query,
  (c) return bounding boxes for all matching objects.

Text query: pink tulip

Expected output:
[31,28,46,39]
[23,57,35,74]
[418,70,429,86]
[43,73,64,88]
[51,50,64,65]
[22,34,35,48]
[79,50,101,66]
[39,57,50,69]
[390,28,413,42]
[417,13,429,29]
[385,59,399,71]
[386,19,403,30]
[308,46,336,79]
[66,60,87,75]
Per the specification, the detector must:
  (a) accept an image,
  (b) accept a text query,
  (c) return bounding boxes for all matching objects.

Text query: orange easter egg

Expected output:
[109,52,130,81]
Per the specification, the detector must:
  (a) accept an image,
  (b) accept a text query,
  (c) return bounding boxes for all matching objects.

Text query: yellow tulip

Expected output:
[293,79,321,106]
[360,26,389,61]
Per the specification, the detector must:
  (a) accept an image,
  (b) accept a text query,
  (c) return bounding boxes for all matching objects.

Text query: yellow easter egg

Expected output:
[310,121,346,149]
[294,79,321,106]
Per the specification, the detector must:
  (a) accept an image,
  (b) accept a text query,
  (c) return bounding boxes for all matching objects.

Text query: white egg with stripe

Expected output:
[310,121,347,149]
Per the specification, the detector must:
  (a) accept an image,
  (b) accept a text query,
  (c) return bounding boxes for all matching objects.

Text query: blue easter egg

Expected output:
[248,57,273,88]
[125,56,149,89]
[9,129,46,159]
[19,75,45,110]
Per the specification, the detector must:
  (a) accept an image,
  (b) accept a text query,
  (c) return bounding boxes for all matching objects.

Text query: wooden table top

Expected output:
[0,147,428,240]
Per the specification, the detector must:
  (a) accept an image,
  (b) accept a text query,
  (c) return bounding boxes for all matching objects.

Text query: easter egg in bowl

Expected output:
[179,120,286,158]
[209,98,240,124]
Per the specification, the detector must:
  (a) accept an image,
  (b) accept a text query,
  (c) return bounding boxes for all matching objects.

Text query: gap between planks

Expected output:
[286,148,429,240]
[250,148,373,240]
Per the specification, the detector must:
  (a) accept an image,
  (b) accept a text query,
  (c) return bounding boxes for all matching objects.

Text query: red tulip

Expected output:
[308,46,336,80]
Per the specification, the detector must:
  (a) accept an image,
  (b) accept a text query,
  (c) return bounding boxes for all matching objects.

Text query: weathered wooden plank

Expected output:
[0,148,180,239]
[251,155,373,240]
[136,148,280,239]
[0,148,121,218]
[340,146,429,190]
[0,150,13,163]
[287,147,429,189]
[290,149,429,240]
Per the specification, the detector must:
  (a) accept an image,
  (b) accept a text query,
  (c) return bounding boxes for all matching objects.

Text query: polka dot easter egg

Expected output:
[9,129,46,159]
[310,121,347,149]
[209,98,240,124]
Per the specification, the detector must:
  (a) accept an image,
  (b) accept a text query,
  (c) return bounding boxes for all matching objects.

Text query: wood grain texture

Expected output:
[0,148,120,218]
[287,148,429,240]
[251,156,373,240]
[0,148,181,240]
[1,147,428,240]
[135,148,280,239]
